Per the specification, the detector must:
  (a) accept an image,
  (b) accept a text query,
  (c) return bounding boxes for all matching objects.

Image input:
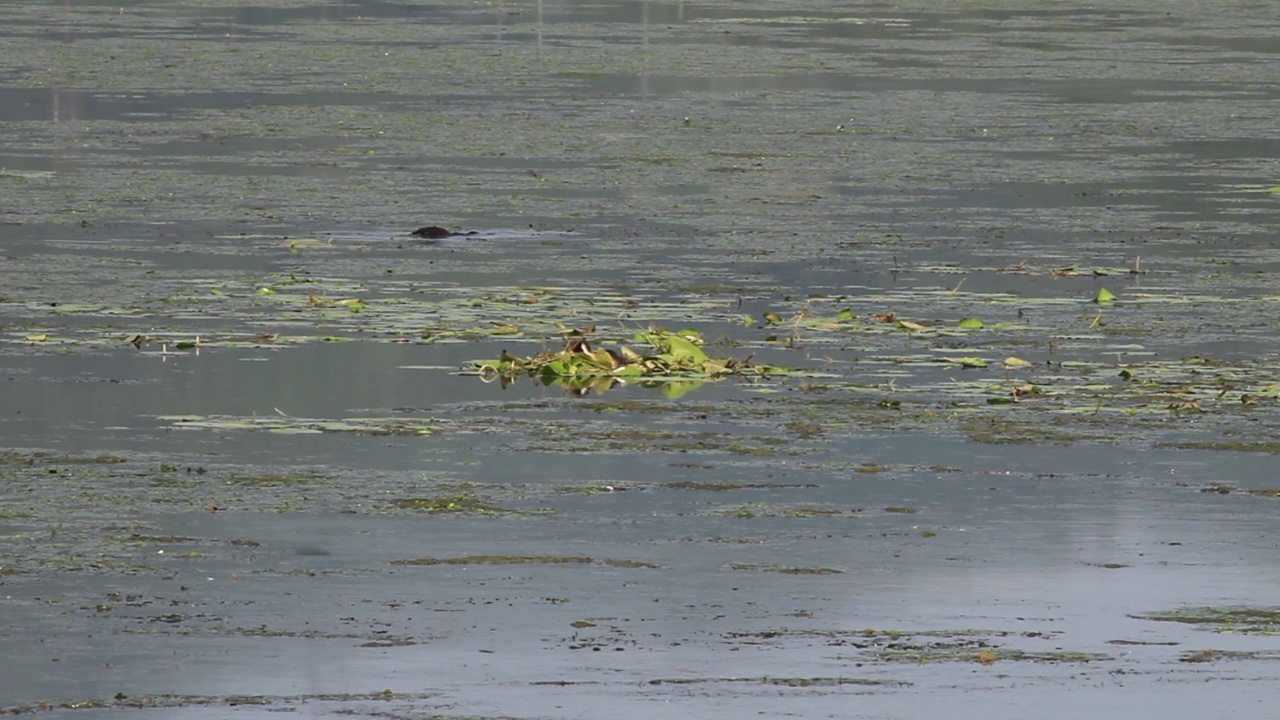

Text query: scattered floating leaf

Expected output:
[943,357,988,369]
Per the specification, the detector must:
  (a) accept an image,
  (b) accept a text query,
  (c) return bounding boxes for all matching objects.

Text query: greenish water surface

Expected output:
[2,0,1279,717]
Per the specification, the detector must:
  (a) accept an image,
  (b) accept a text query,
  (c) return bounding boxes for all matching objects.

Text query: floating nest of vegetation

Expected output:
[467,326,787,397]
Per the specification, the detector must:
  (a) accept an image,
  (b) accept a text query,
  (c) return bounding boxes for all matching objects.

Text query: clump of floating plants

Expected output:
[467,326,788,396]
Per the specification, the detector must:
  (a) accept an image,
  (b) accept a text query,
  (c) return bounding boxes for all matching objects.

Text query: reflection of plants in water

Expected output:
[468,326,789,397]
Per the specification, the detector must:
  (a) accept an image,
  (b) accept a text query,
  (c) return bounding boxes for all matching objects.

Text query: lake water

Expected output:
[2,0,1280,717]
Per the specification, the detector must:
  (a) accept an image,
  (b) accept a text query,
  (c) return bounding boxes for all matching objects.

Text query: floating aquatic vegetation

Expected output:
[663,480,816,492]
[157,414,439,436]
[388,494,516,515]
[467,326,789,396]
[389,555,660,568]
[1135,607,1280,635]
[727,563,843,575]
[722,626,1101,664]
[0,690,419,716]
[871,647,1107,664]
[645,676,908,687]
[709,503,864,519]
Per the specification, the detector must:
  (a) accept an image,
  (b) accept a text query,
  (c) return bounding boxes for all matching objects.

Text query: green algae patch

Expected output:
[388,494,513,515]
[1135,606,1280,634]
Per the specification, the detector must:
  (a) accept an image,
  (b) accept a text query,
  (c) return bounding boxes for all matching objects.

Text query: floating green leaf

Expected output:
[943,357,988,369]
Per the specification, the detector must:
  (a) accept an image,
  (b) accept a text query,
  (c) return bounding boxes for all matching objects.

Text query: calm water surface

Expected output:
[2,0,1279,717]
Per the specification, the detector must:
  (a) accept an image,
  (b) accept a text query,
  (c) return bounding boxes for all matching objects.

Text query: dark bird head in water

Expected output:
[410,225,453,239]
[411,226,479,239]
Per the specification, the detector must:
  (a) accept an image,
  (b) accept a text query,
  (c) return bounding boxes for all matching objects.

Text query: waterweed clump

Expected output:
[468,326,788,397]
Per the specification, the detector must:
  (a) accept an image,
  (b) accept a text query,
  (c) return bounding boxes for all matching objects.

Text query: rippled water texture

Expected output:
[2,0,1279,717]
